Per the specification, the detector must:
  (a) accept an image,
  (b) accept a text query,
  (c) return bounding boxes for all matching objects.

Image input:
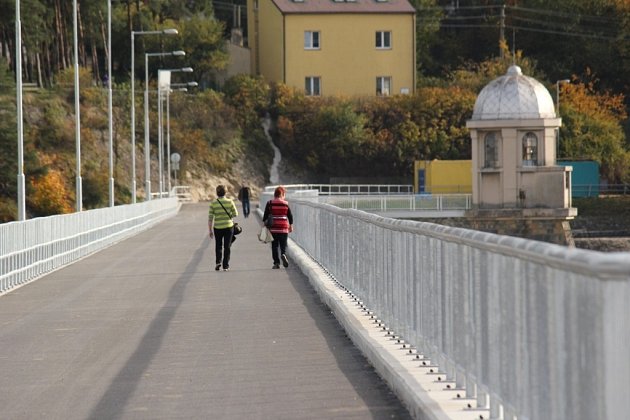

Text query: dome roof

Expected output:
[471,65,556,120]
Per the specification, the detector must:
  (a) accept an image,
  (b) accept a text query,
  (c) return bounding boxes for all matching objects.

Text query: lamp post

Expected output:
[130,28,178,203]
[107,0,113,207]
[73,0,82,212]
[556,79,570,115]
[556,79,570,159]
[165,82,197,193]
[156,68,193,197]
[144,51,185,201]
[15,0,25,220]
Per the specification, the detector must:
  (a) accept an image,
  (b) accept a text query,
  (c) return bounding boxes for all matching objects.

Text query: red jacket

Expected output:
[263,199,293,234]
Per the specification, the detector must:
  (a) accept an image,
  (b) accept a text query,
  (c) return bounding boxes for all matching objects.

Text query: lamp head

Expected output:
[172,50,186,56]
[163,29,179,35]
[181,67,193,73]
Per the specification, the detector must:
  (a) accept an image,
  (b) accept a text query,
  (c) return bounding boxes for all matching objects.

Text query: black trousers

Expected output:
[271,232,288,265]
[214,227,234,269]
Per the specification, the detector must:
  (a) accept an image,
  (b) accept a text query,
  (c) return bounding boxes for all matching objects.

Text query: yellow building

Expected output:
[414,160,473,194]
[247,0,416,97]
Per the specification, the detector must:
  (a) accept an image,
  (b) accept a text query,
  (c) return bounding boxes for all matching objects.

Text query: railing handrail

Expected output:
[264,184,414,195]
[288,197,630,420]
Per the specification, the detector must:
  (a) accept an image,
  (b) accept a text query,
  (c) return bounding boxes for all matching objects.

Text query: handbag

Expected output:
[258,226,273,243]
[217,198,242,236]
[233,223,242,235]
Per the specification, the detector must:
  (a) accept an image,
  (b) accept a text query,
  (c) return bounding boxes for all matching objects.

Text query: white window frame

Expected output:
[304,31,320,50]
[376,31,392,49]
[305,77,321,96]
[376,76,391,96]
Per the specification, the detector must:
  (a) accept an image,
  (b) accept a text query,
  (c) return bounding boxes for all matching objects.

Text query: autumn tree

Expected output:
[560,72,629,183]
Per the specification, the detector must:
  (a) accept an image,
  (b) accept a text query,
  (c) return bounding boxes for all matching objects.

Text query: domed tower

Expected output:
[466,65,576,218]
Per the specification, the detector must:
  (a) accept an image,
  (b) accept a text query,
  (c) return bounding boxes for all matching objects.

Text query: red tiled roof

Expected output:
[270,0,416,14]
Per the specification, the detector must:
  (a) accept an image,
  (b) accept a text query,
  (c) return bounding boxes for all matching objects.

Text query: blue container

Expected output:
[558,160,600,197]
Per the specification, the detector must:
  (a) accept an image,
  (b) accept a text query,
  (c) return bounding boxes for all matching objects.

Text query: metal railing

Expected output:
[171,185,192,202]
[319,194,472,212]
[573,183,630,197]
[264,184,414,195]
[0,198,180,295]
[259,185,470,216]
[288,199,630,420]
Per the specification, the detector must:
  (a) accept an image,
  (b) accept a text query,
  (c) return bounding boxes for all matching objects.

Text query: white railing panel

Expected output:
[288,199,630,420]
[0,198,180,295]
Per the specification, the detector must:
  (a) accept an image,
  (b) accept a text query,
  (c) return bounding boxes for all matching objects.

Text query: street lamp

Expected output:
[144,51,185,200]
[556,79,570,159]
[73,0,81,212]
[156,68,193,196]
[556,79,570,116]
[130,28,178,203]
[164,82,197,193]
[16,0,25,220]
[107,0,113,207]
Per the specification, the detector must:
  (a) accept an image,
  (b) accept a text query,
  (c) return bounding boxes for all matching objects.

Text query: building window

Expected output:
[484,132,499,168]
[522,132,538,166]
[305,77,321,96]
[376,77,391,96]
[376,31,391,49]
[304,31,320,50]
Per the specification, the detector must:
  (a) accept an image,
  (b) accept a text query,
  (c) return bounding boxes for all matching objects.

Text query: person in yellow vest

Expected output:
[208,185,238,271]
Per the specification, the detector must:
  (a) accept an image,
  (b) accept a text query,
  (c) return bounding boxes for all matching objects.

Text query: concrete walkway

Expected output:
[0,203,410,420]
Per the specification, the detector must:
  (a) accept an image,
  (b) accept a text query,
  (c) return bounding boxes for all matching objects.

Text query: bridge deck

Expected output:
[0,203,410,419]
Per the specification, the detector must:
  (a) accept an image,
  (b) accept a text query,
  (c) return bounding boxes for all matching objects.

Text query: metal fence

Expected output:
[319,194,472,212]
[0,198,180,295]
[288,199,630,420]
[264,184,414,195]
[573,183,630,197]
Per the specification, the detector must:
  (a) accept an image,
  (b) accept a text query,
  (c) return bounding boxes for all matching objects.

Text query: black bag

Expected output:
[265,201,274,228]
[233,222,242,235]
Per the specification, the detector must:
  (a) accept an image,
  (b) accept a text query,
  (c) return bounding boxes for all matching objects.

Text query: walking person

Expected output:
[238,183,252,218]
[262,186,293,269]
[208,185,238,271]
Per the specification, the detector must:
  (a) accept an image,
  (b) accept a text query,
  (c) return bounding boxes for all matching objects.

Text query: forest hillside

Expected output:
[1,1,630,221]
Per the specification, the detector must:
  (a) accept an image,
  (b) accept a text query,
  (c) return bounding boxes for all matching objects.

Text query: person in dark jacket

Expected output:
[237,184,251,218]
[262,186,293,269]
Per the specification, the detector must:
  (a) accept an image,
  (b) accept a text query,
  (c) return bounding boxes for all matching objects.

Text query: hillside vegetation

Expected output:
[2,1,630,221]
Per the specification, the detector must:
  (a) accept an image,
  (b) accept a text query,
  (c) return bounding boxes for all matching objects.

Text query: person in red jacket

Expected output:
[262,186,294,269]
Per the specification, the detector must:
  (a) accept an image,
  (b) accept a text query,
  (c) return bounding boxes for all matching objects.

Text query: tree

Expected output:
[560,74,629,183]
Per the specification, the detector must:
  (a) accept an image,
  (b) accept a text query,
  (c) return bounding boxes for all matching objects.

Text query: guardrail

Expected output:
[288,199,630,420]
[171,185,192,202]
[319,194,472,212]
[573,183,630,197]
[0,198,180,295]
[264,184,414,195]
